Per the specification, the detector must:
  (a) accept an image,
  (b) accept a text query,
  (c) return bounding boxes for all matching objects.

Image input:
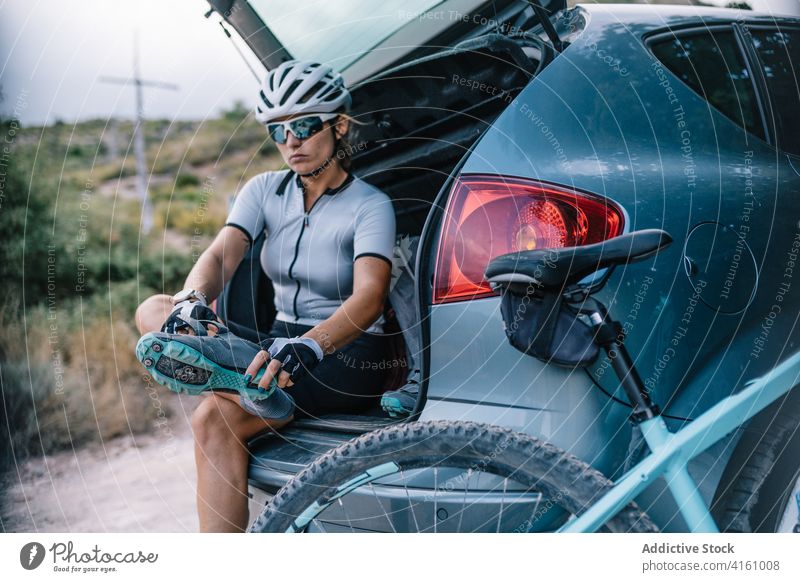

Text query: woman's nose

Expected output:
[285,130,303,147]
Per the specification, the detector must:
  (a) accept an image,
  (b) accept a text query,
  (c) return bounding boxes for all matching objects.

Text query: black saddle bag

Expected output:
[498,287,599,368]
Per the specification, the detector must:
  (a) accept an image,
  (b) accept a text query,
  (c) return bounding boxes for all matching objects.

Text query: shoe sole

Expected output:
[136,332,278,400]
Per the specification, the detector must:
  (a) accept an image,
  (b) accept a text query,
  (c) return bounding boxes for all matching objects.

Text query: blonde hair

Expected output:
[331,112,367,172]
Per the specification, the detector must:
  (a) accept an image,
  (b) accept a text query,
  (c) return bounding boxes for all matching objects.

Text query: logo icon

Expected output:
[20,542,46,570]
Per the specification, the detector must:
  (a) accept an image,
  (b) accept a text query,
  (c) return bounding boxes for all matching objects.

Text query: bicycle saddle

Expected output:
[485,229,672,291]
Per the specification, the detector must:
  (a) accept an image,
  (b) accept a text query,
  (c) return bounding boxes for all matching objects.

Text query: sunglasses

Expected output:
[266,113,339,144]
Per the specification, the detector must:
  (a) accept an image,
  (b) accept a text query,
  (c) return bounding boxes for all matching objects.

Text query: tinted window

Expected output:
[651,29,764,140]
[751,28,800,155]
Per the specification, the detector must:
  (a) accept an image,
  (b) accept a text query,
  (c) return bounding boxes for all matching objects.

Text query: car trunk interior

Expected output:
[349,32,549,236]
[245,32,551,489]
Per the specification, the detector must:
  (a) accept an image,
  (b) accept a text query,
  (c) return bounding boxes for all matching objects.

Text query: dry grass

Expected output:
[0,293,178,471]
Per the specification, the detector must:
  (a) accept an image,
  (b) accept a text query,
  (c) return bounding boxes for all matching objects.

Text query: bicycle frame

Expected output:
[558,348,800,532]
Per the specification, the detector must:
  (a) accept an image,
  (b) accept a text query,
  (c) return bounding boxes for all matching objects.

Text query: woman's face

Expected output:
[273,114,349,176]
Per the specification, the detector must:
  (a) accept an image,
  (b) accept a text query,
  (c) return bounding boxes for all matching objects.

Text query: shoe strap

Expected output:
[180,317,230,337]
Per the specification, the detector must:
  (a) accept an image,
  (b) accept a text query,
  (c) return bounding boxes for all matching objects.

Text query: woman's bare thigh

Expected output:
[200,392,293,442]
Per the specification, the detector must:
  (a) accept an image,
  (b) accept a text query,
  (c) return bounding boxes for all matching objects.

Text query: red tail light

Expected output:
[432,175,624,304]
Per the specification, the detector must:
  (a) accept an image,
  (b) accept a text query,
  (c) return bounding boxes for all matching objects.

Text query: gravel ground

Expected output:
[1,406,200,533]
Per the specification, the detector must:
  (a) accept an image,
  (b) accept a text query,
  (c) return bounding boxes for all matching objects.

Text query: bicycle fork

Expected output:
[565,297,719,533]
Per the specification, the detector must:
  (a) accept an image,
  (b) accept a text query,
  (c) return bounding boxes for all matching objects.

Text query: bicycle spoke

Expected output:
[337,497,355,532]
[496,476,509,533]
[400,467,421,532]
[369,482,397,533]
[457,468,472,533]
[524,489,543,533]
[433,466,438,534]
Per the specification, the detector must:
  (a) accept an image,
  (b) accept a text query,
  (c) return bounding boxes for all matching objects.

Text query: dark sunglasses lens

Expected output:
[288,116,324,139]
[267,124,287,144]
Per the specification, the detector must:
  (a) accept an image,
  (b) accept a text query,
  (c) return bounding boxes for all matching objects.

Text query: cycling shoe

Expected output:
[136,323,281,401]
[380,381,419,418]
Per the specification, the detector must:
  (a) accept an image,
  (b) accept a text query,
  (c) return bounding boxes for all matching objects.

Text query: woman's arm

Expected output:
[176,225,251,304]
[248,255,391,389]
[303,255,391,354]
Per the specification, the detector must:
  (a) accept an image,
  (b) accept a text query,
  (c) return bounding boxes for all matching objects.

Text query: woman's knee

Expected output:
[191,396,237,447]
[191,394,288,447]
[135,294,172,334]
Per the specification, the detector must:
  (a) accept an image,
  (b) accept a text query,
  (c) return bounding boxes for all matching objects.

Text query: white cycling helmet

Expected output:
[254,60,352,125]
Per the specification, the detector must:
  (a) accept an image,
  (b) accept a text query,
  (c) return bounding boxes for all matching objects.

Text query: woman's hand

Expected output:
[161,299,221,335]
[243,337,324,390]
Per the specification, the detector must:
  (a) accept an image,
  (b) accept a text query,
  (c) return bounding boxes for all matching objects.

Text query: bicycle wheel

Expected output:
[249,420,658,533]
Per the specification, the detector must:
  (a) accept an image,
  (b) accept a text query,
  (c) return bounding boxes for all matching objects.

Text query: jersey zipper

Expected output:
[287,193,325,321]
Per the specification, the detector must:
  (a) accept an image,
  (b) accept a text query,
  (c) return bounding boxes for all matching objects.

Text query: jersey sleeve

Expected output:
[353,192,396,266]
[224,173,268,244]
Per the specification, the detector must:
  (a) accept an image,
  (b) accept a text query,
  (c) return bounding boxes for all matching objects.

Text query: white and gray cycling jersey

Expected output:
[225,169,396,334]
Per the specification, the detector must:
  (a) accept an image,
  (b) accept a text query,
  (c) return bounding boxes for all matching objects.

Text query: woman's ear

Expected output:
[333,115,349,139]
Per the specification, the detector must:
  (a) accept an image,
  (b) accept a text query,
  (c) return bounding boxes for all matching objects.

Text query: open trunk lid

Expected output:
[205,0,566,84]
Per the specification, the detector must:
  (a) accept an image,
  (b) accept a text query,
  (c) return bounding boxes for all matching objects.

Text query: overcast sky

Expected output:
[2,0,798,126]
[0,0,260,126]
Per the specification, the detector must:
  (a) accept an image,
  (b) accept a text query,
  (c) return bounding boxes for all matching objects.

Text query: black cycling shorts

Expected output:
[257,319,389,420]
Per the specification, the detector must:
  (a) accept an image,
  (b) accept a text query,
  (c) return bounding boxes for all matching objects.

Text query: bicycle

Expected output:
[248,229,800,533]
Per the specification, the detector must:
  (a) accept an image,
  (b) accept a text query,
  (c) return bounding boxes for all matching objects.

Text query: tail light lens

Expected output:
[432,174,624,304]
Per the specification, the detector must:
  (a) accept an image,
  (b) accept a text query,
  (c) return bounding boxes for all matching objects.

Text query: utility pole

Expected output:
[100,31,178,233]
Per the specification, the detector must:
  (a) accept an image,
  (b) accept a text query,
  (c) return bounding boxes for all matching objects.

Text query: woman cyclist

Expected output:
[134,60,396,532]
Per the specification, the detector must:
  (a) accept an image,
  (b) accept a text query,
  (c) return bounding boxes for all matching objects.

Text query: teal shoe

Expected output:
[380,382,419,418]
[136,324,279,401]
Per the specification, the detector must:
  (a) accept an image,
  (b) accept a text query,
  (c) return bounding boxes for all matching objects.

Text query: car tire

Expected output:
[712,387,800,532]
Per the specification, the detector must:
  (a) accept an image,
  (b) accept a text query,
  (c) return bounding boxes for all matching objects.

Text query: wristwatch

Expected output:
[172,288,208,305]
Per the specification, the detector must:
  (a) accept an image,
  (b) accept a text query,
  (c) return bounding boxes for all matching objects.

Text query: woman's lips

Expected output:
[289,154,307,162]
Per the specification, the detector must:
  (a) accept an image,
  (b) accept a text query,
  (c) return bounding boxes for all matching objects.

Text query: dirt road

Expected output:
[1,409,199,532]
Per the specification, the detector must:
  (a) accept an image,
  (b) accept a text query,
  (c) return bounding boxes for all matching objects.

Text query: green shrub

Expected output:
[175,173,200,188]
[0,294,180,473]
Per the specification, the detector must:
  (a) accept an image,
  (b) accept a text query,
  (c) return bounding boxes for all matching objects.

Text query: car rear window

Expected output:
[650,28,765,141]
[248,0,446,70]
[750,27,800,156]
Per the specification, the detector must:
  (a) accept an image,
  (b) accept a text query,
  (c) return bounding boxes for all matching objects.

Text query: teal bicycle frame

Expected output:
[559,344,800,533]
